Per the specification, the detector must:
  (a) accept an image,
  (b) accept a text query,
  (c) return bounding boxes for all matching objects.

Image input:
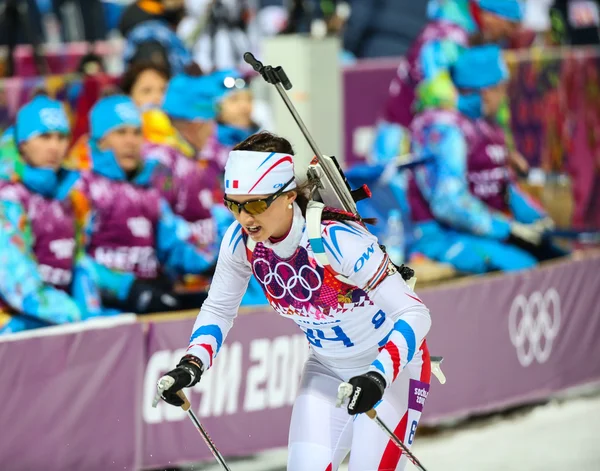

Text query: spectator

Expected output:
[120,0,193,75]
[161,71,229,172]
[0,95,102,334]
[343,0,428,59]
[181,0,253,72]
[202,69,260,172]
[119,62,195,163]
[68,52,117,145]
[68,61,170,170]
[123,64,230,261]
[121,61,171,110]
[50,0,108,42]
[119,63,197,158]
[372,0,523,166]
[407,45,564,274]
[140,140,230,289]
[149,71,267,304]
[79,95,216,313]
[0,0,48,76]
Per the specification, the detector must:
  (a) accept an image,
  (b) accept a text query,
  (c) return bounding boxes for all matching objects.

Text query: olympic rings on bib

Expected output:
[253,258,322,302]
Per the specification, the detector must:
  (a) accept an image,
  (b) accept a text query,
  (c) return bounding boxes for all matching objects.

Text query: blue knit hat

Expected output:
[15,96,70,144]
[478,0,523,22]
[453,45,509,89]
[163,72,233,121]
[90,95,142,141]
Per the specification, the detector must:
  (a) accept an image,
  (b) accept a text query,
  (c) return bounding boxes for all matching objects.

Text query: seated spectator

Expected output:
[67,60,171,170]
[203,69,261,172]
[79,94,216,313]
[120,0,193,75]
[115,61,192,158]
[154,73,268,305]
[140,141,231,290]
[161,71,229,176]
[408,45,564,274]
[372,0,523,165]
[121,61,171,111]
[0,95,102,334]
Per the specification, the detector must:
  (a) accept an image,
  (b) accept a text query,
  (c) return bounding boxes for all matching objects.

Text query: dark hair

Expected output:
[183,62,204,77]
[121,61,171,95]
[78,52,105,75]
[232,131,294,154]
[233,131,373,225]
[29,87,49,100]
[128,41,171,75]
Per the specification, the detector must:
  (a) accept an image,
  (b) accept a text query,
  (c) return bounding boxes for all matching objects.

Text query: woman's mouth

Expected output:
[246,226,262,237]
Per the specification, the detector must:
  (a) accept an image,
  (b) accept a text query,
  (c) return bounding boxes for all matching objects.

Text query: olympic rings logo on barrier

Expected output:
[508,288,561,367]
[253,259,322,302]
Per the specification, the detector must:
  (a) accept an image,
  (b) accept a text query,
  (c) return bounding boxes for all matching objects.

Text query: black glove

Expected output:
[159,355,204,407]
[126,279,180,314]
[347,371,386,415]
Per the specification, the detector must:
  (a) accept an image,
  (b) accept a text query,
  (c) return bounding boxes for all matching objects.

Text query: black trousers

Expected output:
[52,0,107,42]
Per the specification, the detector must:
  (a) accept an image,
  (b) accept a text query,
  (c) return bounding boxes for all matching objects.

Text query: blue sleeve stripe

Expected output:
[394,319,416,363]
[372,360,385,374]
[231,233,244,253]
[339,221,363,235]
[322,238,341,264]
[378,329,392,348]
[309,237,325,255]
[328,226,353,258]
[228,223,242,247]
[189,324,223,352]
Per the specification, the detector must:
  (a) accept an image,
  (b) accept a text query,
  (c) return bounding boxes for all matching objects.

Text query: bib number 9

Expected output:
[372,309,386,329]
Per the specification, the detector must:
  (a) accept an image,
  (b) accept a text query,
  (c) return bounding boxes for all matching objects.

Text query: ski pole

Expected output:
[154,377,232,471]
[337,383,429,471]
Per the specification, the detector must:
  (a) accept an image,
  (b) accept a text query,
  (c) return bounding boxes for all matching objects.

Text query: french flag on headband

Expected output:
[224,150,297,195]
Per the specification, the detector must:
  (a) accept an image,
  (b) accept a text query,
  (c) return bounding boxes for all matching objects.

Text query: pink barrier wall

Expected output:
[1,254,599,470]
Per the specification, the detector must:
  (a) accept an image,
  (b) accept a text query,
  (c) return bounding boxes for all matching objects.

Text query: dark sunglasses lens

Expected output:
[244,200,268,215]
[224,200,240,215]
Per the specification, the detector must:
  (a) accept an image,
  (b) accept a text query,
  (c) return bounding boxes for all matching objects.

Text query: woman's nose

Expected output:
[239,210,256,225]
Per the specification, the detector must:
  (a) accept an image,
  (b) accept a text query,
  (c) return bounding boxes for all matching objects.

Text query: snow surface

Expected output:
[194,394,600,471]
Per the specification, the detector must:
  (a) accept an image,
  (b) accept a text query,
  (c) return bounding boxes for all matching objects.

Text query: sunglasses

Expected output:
[223,177,295,216]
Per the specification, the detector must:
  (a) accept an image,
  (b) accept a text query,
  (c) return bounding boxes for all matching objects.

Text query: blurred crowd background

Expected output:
[0,0,599,334]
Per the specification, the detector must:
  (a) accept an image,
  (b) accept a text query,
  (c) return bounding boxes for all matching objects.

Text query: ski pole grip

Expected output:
[177,390,191,412]
[366,409,377,420]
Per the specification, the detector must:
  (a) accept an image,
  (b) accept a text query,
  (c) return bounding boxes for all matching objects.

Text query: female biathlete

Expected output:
[157,131,433,471]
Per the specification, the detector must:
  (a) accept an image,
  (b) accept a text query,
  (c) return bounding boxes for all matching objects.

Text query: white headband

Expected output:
[224,150,297,195]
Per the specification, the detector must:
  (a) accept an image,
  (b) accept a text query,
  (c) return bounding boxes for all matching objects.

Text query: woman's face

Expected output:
[226,191,296,242]
[20,132,70,170]
[130,69,168,109]
[219,90,253,128]
[99,126,143,173]
[482,82,508,118]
